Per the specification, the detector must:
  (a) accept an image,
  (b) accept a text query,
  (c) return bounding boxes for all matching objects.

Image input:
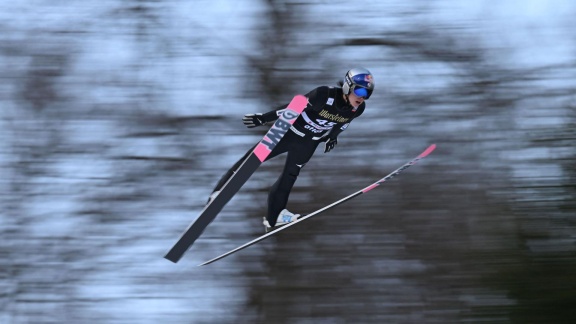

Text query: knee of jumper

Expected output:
[287,164,303,178]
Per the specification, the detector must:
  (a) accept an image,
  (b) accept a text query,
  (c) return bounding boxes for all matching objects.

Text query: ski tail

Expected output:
[198,144,437,266]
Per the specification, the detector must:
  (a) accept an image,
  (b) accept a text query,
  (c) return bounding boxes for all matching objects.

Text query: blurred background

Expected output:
[1,0,575,323]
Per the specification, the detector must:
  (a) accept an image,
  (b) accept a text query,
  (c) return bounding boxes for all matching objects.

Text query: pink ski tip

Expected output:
[361,183,379,193]
[418,144,436,158]
[291,95,308,113]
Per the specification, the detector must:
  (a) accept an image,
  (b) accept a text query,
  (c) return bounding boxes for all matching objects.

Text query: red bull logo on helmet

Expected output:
[352,74,373,88]
[364,74,373,86]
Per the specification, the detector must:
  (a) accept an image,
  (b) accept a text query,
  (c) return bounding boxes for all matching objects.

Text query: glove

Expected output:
[324,137,338,153]
[242,113,265,128]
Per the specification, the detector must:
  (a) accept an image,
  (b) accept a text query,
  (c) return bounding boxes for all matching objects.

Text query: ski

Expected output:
[164,95,308,263]
[198,144,436,266]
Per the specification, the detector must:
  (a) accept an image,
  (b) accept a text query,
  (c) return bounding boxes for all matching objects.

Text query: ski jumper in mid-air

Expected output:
[209,67,375,230]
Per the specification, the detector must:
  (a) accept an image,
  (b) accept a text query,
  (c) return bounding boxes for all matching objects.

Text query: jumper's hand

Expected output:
[242,113,265,128]
[324,137,338,153]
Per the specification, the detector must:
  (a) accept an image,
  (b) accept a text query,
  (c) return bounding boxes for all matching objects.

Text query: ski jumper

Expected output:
[213,86,365,226]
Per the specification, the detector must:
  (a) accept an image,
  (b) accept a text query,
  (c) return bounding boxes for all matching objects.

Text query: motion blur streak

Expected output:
[1,1,574,323]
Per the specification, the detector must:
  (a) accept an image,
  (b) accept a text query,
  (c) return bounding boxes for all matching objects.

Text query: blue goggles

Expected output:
[353,86,371,99]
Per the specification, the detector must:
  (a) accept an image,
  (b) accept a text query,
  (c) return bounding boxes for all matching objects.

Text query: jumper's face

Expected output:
[347,91,365,108]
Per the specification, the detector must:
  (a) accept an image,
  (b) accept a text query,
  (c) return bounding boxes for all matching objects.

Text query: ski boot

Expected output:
[262,209,301,233]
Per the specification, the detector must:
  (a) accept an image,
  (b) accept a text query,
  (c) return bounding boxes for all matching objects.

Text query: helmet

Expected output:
[342,67,375,99]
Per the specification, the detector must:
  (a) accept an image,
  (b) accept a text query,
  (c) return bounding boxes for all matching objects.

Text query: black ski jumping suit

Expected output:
[213,85,365,226]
